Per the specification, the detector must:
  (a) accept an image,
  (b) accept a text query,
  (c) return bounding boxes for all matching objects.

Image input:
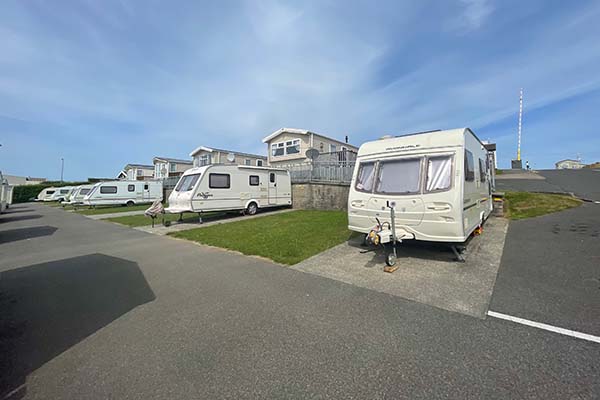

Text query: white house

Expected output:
[119,164,154,181]
[189,146,267,168]
[153,157,193,179]
[262,128,358,167]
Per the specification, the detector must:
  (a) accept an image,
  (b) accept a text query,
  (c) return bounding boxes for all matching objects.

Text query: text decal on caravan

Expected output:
[385,144,421,152]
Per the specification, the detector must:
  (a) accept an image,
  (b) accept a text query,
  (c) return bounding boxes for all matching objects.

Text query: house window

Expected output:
[271,142,285,157]
[100,186,118,194]
[209,173,231,189]
[128,184,135,192]
[137,169,143,176]
[479,159,487,182]
[199,154,212,166]
[169,163,177,172]
[286,140,300,154]
[256,160,263,167]
[330,144,337,153]
[319,143,324,152]
[426,156,453,192]
[245,159,252,166]
[464,150,475,182]
[249,175,259,186]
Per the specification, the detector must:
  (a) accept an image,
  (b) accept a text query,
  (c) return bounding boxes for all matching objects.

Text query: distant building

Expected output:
[3,175,47,186]
[261,128,358,167]
[118,164,154,180]
[153,157,193,179]
[555,159,584,169]
[482,141,497,169]
[189,146,267,168]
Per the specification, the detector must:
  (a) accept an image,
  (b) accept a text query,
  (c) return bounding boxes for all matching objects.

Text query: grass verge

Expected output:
[170,210,353,265]
[504,191,581,220]
[107,211,224,227]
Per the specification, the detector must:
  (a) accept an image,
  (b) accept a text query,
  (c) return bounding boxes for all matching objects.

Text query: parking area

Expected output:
[293,217,508,318]
[1,203,599,399]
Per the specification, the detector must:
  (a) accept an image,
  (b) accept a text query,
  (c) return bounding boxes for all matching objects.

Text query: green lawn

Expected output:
[75,204,150,215]
[171,210,353,265]
[504,191,581,220]
[107,211,225,227]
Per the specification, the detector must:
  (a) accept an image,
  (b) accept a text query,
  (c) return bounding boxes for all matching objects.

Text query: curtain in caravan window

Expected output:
[376,158,421,194]
[355,163,375,191]
[426,156,452,191]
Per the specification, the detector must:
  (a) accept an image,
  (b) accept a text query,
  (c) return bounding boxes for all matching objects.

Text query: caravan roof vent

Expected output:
[380,135,394,140]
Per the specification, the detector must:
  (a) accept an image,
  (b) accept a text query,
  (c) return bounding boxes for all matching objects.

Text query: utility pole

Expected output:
[60,158,64,182]
[517,88,523,161]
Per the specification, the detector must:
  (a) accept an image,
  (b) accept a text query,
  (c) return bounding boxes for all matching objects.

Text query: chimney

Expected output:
[345,135,348,144]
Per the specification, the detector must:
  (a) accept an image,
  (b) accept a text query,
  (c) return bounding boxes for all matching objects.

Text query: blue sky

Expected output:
[1,0,600,180]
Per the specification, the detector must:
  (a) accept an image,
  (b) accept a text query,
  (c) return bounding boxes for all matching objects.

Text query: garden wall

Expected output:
[292,182,350,210]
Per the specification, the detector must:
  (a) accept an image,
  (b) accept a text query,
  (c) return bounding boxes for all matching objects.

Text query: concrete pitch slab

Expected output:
[83,210,147,219]
[292,217,509,319]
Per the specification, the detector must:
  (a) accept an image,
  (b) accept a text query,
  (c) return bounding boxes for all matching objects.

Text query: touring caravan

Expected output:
[5,184,13,208]
[48,186,74,202]
[63,185,94,205]
[165,164,291,216]
[0,172,7,213]
[37,187,56,201]
[348,128,493,262]
[82,180,163,207]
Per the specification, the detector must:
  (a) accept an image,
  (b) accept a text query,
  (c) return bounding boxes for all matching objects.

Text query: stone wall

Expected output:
[292,182,350,210]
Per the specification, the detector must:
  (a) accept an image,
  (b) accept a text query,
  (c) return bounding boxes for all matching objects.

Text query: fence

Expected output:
[286,161,356,184]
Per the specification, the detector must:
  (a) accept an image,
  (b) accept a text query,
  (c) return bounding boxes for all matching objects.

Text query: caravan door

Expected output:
[142,182,150,201]
[268,172,277,205]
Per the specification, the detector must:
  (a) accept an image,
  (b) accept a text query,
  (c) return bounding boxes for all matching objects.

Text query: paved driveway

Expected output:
[1,204,599,399]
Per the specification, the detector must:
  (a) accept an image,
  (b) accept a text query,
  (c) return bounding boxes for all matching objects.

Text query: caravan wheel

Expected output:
[246,202,258,215]
[126,200,134,207]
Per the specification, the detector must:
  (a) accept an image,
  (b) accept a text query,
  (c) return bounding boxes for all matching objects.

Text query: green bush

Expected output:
[12,181,89,203]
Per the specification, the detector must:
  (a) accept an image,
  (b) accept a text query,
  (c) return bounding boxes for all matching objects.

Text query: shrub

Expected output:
[12,181,89,203]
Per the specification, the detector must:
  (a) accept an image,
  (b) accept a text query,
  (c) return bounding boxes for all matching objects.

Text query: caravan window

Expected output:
[249,175,260,186]
[60,189,69,194]
[128,184,135,192]
[464,150,475,182]
[355,162,375,192]
[209,173,231,189]
[175,174,200,192]
[100,186,118,194]
[47,190,55,195]
[426,156,453,192]
[376,158,421,194]
[80,188,90,195]
[479,159,487,182]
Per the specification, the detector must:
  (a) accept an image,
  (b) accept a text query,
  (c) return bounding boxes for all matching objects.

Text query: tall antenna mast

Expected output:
[517,88,523,161]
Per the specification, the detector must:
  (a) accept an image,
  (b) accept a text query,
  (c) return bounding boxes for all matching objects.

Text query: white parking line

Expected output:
[487,311,600,344]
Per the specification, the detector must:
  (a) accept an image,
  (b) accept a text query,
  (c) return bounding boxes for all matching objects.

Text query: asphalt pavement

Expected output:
[1,203,599,399]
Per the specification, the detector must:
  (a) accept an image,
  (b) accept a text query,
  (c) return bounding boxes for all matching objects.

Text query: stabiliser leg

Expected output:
[450,245,466,262]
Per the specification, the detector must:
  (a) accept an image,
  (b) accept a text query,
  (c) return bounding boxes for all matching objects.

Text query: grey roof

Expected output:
[190,146,267,159]
[124,163,154,169]
[153,156,193,164]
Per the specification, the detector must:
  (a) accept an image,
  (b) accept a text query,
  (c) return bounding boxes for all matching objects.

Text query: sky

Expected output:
[1,0,600,180]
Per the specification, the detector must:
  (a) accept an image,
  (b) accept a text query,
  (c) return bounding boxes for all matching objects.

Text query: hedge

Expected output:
[12,181,89,204]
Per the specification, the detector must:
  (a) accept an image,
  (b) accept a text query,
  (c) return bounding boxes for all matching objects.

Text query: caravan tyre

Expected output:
[246,202,258,216]
[126,200,135,207]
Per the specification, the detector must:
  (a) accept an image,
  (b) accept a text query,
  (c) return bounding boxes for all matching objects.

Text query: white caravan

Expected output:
[63,184,95,205]
[166,164,291,216]
[348,128,493,256]
[82,180,163,207]
[48,186,74,202]
[0,172,7,213]
[5,184,14,208]
[37,187,57,201]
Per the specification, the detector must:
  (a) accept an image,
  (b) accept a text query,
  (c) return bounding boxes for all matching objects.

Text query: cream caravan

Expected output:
[166,164,291,216]
[83,181,163,207]
[348,128,493,261]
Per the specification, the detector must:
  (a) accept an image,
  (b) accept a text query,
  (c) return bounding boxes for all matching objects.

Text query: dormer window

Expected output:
[271,139,300,156]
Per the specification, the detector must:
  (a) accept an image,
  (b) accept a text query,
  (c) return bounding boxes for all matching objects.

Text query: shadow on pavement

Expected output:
[0,226,58,245]
[0,215,42,224]
[0,254,156,400]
